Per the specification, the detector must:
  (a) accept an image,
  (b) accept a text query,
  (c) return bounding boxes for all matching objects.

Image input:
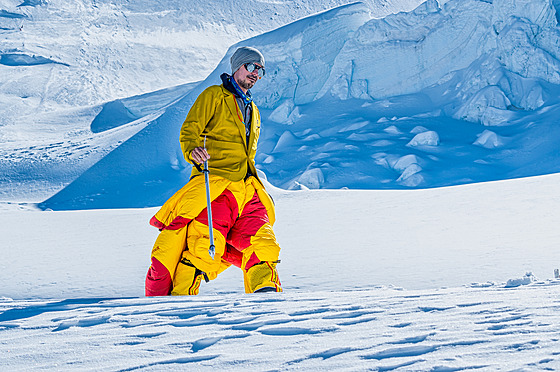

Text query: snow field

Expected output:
[1,0,560,369]
[1,284,559,370]
[2,172,560,300]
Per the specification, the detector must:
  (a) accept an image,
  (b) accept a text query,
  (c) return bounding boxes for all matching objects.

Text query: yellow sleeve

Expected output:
[179,86,219,162]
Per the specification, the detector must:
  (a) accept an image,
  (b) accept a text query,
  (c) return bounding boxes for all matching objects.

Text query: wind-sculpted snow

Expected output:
[0,53,67,66]
[4,0,560,208]
[306,0,559,111]
[3,168,560,370]
[318,0,494,100]
[1,285,559,370]
[0,9,26,18]
[0,0,421,126]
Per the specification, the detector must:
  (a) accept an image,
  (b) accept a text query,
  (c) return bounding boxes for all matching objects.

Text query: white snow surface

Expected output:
[2,0,560,369]
[2,285,560,371]
[2,174,560,370]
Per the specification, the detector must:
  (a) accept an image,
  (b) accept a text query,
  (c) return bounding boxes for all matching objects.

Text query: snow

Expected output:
[3,0,560,205]
[2,0,560,369]
[473,129,506,148]
[2,174,560,369]
[9,0,560,205]
[406,130,440,146]
[2,284,560,370]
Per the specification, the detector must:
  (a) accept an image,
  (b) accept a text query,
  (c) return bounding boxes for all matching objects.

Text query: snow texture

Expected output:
[1,284,560,371]
[1,0,560,208]
[2,0,560,369]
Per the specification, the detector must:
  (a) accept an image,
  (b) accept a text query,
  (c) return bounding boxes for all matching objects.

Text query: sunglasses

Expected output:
[244,63,265,78]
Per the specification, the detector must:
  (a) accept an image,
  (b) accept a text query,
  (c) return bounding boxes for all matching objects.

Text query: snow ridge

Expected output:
[3,0,560,209]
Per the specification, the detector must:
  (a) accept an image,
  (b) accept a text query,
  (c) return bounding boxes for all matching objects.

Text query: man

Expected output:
[145,46,282,296]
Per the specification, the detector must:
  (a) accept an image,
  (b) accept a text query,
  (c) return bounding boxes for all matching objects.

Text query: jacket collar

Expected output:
[220,73,252,105]
[221,84,253,151]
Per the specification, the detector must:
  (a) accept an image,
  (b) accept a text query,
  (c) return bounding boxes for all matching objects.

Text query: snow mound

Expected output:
[384,125,402,135]
[0,53,67,66]
[338,120,370,133]
[480,107,517,127]
[392,154,422,172]
[397,164,424,187]
[391,154,425,187]
[269,100,300,125]
[411,125,429,134]
[0,9,26,18]
[90,100,138,133]
[272,131,298,153]
[505,272,538,288]
[473,130,506,149]
[288,167,325,190]
[407,130,440,147]
[454,86,511,123]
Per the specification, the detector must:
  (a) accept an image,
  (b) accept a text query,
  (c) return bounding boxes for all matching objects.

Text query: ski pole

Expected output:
[203,136,216,259]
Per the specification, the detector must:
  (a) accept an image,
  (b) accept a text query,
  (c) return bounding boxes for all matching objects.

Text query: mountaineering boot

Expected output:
[254,286,278,293]
[244,261,282,293]
[171,258,207,295]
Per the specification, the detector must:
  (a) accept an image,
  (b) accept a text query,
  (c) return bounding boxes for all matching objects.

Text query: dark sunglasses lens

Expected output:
[246,63,265,77]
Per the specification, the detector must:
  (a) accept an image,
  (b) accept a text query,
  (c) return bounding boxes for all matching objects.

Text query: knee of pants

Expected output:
[185,219,226,274]
[240,222,281,269]
[150,227,188,277]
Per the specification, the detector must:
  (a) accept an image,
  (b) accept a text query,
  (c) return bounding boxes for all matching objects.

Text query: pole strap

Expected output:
[180,258,210,283]
[191,160,203,173]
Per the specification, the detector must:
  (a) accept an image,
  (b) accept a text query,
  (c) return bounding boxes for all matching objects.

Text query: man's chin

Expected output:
[240,80,255,90]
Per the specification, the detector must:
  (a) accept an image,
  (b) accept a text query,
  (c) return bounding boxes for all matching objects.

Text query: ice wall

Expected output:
[36,0,560,208]
[250,0,560,125]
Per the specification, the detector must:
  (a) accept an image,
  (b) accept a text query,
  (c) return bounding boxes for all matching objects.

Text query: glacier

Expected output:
[1,0,560,209]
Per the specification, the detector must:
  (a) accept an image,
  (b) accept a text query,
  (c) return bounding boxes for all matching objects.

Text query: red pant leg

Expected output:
[227,191,279,270]
[182,189,241,274]
[145,257,172,296]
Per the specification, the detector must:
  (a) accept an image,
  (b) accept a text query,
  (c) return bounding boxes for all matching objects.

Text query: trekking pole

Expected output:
[203,136,216,259]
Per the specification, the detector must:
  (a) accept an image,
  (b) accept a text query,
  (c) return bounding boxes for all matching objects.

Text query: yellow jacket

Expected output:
[180,84,261,181]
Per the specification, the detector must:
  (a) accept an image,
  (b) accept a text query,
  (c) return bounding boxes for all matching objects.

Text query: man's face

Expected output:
[233,63,263,91]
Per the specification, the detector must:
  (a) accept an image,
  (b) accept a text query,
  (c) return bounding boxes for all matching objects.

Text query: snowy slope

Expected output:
[0,0,427,205]
[0,82,198,202]
[33,0,560,210]
[3,173,560,299]
[1,173,560,370]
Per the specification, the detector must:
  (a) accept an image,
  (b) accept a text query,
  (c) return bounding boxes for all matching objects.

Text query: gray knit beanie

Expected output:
[230,46,265,74]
